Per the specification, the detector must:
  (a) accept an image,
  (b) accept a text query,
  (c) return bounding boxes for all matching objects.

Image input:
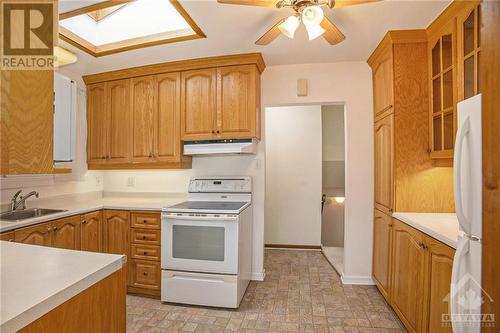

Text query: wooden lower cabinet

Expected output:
[372,209,393,300]
[0,231,15,242]
[425,237,454,333]
[51,216,81,250]
[374,217,456,333]
[81,211,103,252]
[391,220,428,333]
[103,210,130,255]
[128,211,162,298]
[14,223,52,246]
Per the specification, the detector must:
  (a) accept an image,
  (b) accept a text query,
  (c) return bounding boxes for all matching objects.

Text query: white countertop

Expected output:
[0,241,126,332]
[392,212,460,249]
[0,194,186,233]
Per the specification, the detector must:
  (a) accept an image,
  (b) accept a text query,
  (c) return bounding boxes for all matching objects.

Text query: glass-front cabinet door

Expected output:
[458,3,481,101]
[428,21,456,159]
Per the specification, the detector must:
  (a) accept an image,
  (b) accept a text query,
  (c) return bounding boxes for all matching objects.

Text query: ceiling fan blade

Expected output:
[255,19,285,45]
[334,0,381,7]
[320,17,346,45]
[217,0,278,7]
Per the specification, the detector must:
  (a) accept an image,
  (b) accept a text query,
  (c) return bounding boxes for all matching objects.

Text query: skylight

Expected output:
[59,0,205,57]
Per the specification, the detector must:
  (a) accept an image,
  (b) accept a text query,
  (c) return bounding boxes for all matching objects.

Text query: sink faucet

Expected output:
[11,190,39,211]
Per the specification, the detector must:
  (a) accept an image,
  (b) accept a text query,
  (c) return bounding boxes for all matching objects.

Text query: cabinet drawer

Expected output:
[131,229,161,245]
[130,259,161,290]
[131,244,160,261]
[131,212,160,229]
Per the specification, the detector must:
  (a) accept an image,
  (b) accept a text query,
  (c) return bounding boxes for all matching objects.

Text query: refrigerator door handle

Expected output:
[450,237,470,333]
[454,117,471,233]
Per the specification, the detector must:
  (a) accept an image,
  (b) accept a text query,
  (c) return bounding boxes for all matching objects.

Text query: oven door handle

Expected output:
[162,213,238,222]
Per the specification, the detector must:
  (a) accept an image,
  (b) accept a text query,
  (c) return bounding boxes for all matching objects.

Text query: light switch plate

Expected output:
[297,78,308,97]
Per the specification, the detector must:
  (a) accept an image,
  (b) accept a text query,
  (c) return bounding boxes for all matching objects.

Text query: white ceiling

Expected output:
[59,0,451,76]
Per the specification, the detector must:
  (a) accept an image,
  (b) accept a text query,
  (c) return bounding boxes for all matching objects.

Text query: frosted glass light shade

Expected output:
[305,23,326,40]
[278,15,300,39]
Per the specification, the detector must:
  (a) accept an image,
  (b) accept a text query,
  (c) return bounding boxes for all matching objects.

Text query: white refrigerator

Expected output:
[451,94,483,333]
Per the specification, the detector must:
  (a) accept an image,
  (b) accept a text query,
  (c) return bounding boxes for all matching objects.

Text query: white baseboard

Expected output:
[251,270,266,281]
[341,274,375,285]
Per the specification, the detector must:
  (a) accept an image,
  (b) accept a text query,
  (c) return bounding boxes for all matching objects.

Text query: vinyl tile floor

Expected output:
[127,249,406,333]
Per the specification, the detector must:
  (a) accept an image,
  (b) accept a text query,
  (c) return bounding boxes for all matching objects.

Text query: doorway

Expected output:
[320,105,346,275]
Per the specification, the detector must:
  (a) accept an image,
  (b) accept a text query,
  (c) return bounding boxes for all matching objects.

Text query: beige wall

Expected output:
[264,105,322,246]
[261,62,374,284]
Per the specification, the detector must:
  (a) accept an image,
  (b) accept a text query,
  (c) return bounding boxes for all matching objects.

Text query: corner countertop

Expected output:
[0,241,126,332]
[0,194,187,233]
[392,212,460,249]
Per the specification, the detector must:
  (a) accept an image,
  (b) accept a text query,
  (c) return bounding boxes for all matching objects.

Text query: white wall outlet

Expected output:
[127,177,135,187]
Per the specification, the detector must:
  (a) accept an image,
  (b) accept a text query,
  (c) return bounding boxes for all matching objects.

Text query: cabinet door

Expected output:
[428,21,456,159]
[81,211,103,252]
[217,65,258,138]
[372,47,394,116]
[181,69,217,140]
[0,232,15,242]
[106,79,132,164]
[374,114,394,214]
[425,237,454,333]
[14,223,51,246]
[457,3,481,101]
[87,83,108,165]
[391,220,427,333]
[51,216,81,250]
[156,73,181,162]
[131,76,157,163]
[103,210,130,256]
[372,209,393,300]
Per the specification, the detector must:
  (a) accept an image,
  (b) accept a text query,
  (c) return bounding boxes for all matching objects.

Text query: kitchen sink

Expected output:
[0,208,68,221]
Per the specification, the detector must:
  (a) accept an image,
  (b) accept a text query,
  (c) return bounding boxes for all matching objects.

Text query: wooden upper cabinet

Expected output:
[131,76,157,163]
[372,48,394,116]
[391,220,428,333]
[374,113,394,215]
[107,79,132,164]
[372,210,393,300]
[156,73,181,162]
[87,83,108,164]
[425,236,454,333]
[0,70,54,175]
[103,210,130,256]
[181,68,217,140]
[51,216,81,250]
[81,211,103,252]
[428,20,457,159]
[457,2,481,101]
[217,65,258,138]
[14,223,52,246]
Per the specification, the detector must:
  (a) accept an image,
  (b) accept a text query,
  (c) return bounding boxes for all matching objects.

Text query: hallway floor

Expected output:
[127,249,405,332]
[321,246,344,275]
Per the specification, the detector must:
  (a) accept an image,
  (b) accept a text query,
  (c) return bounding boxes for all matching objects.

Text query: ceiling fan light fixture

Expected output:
[301,5,324,26]
[278,15,300,39]
[305,23,326,40]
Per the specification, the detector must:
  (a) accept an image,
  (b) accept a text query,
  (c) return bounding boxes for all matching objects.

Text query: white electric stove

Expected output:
[161,177,253,308]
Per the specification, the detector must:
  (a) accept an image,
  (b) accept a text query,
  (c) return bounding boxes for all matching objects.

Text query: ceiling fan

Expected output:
[217,0,380,45]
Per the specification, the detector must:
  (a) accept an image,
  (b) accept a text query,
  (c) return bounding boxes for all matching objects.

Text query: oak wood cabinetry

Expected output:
[372,209,393,300]
[81,210,103,252]
[374,114,394,215]
[14,216,81,249]
[391,221,428,333]
[426,1,482,159]
[84,53,264,170]
[181,68,217,140]
[373,217,455,333]
[128,211,162,297]
[103,210,130,256]
[0,231,14,242]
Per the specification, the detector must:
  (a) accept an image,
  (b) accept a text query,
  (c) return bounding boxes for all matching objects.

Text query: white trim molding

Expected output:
[340,274,375,285]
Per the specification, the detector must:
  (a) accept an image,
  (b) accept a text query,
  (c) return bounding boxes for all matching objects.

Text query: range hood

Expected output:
[183,139,257,155]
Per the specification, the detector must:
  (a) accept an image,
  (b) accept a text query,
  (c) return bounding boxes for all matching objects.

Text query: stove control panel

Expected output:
[188,177,252,193]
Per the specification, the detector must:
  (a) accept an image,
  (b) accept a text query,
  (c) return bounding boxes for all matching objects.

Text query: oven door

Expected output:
[161,213,239,275]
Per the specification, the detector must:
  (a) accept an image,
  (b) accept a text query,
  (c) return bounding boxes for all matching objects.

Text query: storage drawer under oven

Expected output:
[131,244,161,261]
[132,229,160,245]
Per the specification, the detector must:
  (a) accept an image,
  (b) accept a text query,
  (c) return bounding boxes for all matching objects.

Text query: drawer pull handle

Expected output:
[142,236,147,240]
[143,272,148,276]
[143,220,147,223]
[143,251,148,255]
